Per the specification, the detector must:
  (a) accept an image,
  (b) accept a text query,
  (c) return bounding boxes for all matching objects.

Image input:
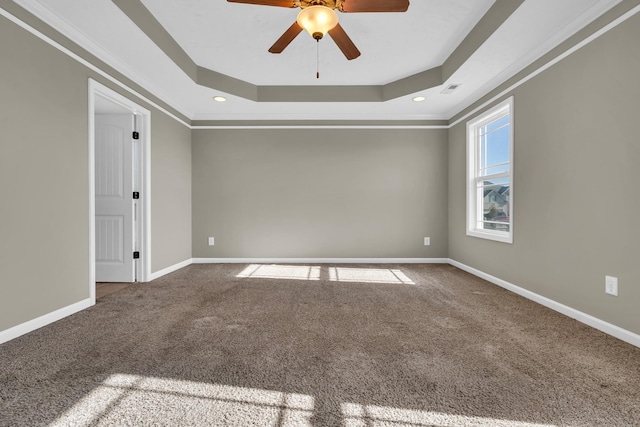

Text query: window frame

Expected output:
[466,97,514,244]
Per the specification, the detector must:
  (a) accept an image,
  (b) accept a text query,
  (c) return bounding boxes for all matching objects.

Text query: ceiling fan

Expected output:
[227,0,410,61]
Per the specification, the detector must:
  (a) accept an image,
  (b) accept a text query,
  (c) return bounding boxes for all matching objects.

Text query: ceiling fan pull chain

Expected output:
[316,39,320,79]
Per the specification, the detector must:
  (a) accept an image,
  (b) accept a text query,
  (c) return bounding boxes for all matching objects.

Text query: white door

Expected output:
[95,114,135,282]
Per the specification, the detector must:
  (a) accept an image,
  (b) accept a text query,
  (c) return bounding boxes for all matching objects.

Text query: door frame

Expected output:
[88,78,151,304]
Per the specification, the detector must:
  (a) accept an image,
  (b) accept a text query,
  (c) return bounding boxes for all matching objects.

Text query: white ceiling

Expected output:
[13,0,622,121]
[143,0,494,86]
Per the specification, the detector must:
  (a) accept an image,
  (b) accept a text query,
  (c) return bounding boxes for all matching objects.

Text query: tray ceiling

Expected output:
[11,0,622,121]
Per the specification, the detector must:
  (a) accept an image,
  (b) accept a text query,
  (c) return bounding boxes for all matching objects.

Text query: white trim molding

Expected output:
[89,79,153,290]
[466,96,514,244]
[449,4,640,127]
[0,0,640,129]
[0,299,92,345]
[3,259,638,349]
[12,0,193,120]
[3,2,639,126]
[149,259,193,281]
[193,258,449,264]
[191,125,450,130]
[0,6,191,128]
[147,258,449,282]
[448,259,640,349]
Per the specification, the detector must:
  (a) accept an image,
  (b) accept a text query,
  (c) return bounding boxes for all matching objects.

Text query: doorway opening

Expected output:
[89,79,151,305]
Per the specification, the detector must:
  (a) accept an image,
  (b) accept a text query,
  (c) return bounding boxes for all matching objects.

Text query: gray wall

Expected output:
[151,115,192,272]
[0,13,191,332]
[448,12,640,335]
[0,15,89,332]
[2,1,639,340]
[192,129,448,258]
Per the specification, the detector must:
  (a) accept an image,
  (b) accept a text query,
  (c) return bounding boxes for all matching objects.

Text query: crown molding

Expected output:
[446,0,624,122]
[13,0,194,120]
[4,0,638,126]
[112,0,522,104]
[0,4,192,128]
[448,1,640,127]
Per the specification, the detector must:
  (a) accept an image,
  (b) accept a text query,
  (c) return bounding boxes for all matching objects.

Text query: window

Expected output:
[466,97,513,243]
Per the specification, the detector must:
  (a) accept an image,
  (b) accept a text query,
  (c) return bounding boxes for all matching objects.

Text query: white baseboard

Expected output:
[149,258,193,281]
[0,298,92,345]
[5,259,636,349]
[193,258,450,264]
[448,259,640,349]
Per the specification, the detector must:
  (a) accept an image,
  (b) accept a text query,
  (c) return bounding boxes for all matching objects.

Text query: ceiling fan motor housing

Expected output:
[300,0,338,9]
[231,0,410,60]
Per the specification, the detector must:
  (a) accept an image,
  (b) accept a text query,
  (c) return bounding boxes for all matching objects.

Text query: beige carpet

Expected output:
[0,263,638,426]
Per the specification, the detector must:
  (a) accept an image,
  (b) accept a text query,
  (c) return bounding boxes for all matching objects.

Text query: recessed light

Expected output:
[213,96,227,102]
[413,96,426,102]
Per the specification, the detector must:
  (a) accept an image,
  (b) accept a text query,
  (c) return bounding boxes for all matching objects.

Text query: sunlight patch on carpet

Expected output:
[329,267,415,285]
[236,264,416,285]
[51,374,314,426]
[341,402,557,427]
[49,374,560,426]
[237,264,321,281]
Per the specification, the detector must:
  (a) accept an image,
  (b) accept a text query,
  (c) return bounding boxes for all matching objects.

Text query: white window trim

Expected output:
[466,96,514,244]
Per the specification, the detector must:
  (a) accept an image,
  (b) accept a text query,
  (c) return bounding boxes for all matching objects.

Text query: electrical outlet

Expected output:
[208,237,215,246]
[424,237,430,246]
[605,275,618,296]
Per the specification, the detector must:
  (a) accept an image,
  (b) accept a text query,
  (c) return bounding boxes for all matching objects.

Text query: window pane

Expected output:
[481,179,510,232]
[484,115,509,133]
[467,97,513,243]
[482,164,509,176]
[479,118,510,171]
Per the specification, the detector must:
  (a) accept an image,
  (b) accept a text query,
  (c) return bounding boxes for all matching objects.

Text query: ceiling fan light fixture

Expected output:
[297,5,339,40]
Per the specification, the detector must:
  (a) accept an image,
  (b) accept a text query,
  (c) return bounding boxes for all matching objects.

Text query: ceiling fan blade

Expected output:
[269,22,303,54]
[227,0,297,8]
[328,23,361,60]
[338,0,409,13]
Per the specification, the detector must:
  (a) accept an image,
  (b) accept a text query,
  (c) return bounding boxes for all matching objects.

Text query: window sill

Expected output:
[466,229,513,244]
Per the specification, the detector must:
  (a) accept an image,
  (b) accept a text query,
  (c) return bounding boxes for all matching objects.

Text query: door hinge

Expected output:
[133,191,140,199]
[132,131,139,140]
[133,251,140,259]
